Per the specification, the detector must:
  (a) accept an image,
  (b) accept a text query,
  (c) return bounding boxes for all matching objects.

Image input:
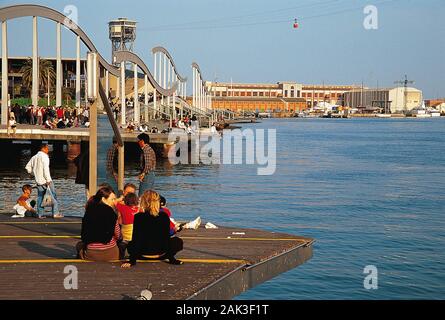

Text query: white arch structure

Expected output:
[113,50,177,125]
[151,46,187,122]
[0,4,222,130]
[0,4,185,193]
[192,62,212,117]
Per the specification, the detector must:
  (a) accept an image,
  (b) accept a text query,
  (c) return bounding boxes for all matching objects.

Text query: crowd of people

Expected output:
[14,134,189,267]
[77,184,184,267]
[7,104,90,132]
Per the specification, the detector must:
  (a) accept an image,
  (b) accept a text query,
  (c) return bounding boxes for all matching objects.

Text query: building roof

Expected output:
[211,96,306,103]
[208,82,280,89]
[302,84,362,90]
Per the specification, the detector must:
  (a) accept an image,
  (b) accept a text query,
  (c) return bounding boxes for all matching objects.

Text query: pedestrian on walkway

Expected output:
[137,133,156,197]
[25,143,62,219]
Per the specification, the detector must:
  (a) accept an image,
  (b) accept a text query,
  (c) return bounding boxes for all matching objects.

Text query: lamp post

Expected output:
[87,52,98,195]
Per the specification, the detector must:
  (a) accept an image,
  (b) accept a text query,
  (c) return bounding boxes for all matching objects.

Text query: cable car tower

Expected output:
[394,75,414,113]
[109,18,137,65]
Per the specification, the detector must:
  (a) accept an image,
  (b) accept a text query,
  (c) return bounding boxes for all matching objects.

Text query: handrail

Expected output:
[0,4,119,77]
[98,81,123,147]
[191,61,208,93]
[152,46,187,82]
[113,50,177,97]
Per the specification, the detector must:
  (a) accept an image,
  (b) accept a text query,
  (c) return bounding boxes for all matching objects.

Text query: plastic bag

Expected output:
[41,187,54,207]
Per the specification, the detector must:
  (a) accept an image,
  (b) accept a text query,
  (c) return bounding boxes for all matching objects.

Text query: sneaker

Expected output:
[11,214,25,219]
[53,214,64,219]
[184,217,201,230]
[205,222,218,229]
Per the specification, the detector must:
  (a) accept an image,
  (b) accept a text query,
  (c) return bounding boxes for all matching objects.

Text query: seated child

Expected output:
[160,195,183,236]
[12,184,37,218]
[115,192,139,242]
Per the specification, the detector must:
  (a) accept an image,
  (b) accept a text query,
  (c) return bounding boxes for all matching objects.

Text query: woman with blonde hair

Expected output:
[121,190,183,268]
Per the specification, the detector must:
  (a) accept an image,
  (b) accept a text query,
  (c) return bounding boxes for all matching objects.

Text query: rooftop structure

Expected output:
[109,18,137,64]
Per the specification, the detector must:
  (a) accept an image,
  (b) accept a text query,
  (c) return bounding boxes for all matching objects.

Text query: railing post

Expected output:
[120,61,126,125]
[32,16,39,107]
[133,63,139,124]
[56,22,62,107]
[87,52,98,195]
[1,21,8,125]
[144,74,148,122]
[75,35,81,110]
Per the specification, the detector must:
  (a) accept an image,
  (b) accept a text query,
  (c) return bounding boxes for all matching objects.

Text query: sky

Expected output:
[0,0,444,98]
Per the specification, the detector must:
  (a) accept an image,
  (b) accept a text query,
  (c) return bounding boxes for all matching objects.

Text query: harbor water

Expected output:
[1,117,444,299]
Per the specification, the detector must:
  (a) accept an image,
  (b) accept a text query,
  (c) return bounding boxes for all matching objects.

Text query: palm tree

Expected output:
[20,58,56,98]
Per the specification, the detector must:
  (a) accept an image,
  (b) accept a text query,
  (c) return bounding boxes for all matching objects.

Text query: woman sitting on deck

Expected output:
[121,190,183,268]
[76,186,123,261]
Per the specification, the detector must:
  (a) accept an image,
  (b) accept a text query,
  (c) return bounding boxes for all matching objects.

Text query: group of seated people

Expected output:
[76,183,184,267]
[44,117,81,129]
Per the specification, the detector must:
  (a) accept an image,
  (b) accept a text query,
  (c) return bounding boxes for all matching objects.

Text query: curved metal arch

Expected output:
[152,46,187,82]
[0,4,120,77]
[191,62,208,92]
[114,50,177,97]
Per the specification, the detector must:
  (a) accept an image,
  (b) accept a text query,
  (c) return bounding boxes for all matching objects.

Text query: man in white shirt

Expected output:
[25,144,62,219]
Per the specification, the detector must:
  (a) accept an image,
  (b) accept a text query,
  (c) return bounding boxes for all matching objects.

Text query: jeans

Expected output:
[36,182,60,217]
[138,171,155,197]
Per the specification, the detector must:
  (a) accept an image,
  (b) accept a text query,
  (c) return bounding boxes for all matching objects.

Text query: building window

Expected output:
[247,92,252,97]
[241,92,246,97]
[297,90,300,97]
[259,92,264,96]
[284,90,288,97]
[253,92,258,96]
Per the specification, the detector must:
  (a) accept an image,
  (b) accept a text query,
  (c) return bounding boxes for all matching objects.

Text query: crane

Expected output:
[394,75,414,113]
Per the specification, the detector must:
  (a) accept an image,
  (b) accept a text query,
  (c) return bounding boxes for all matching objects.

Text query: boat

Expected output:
[427,108,441,117]
[257,112,271,118]
[410,102,431,118]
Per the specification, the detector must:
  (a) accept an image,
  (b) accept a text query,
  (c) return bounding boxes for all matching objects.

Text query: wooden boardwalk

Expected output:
[0,213,313,300]
[0,125,215,145]
[0,125,175,144]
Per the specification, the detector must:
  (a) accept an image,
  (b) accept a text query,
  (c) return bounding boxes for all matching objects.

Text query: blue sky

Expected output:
[1,0,444,98]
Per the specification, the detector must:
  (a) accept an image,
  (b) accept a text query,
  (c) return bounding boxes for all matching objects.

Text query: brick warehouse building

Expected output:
[302,84,362,108]
[205,81,307,115]
[204,81,361,115]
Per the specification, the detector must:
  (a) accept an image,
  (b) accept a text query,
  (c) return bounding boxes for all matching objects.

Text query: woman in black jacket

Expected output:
[121,190,183,268]
[76,186,122,261]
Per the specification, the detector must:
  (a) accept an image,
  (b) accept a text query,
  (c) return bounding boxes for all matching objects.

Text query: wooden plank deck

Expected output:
[0,213,313,300]
[0,125,214,144]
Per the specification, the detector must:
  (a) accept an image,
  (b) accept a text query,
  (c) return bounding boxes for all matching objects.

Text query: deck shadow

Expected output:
[18,241,76,259]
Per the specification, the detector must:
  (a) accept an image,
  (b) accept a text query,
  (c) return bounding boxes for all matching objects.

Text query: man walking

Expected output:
[137,133,156,196]
[25,144,62,219]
